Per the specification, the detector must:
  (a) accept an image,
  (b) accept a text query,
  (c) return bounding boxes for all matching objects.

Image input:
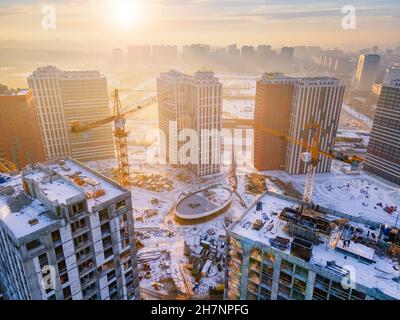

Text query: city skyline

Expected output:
[0,0,399,51]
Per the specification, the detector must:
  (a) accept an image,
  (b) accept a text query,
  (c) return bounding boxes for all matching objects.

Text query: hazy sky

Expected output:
[0,0,399,51]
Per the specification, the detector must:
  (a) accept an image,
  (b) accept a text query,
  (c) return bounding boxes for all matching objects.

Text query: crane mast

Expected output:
[301,123,321,203]
[112,89,131,189]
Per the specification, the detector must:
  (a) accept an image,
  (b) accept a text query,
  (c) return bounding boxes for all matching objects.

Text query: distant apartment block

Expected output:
[364,80,400,185]
[127,45,151,64]
[0,158,139,300]
[254,73,295,171]
[353,54,381,91]
[285,77,345,175]
[241,46,255,61]
[225,192,400,300]
[279,47,294,73]
[28,66,115,162]
[383,65,400,85]
[157,70,223,176]
[0,88,45,169]
[254,75,344,175]
[227,44,240,60]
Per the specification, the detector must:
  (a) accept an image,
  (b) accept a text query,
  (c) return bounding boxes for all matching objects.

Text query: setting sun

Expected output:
[111,0,141,27]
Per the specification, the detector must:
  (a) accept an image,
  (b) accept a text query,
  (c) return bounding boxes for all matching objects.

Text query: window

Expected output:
[60,273,69,285]
[100,223,111,236]
[63,286,72,300]
[71,202,84,215]
[76,246,91,261]
[58,260,67,274]
[38,253,49,269]
[51,230,61,244]
[78,258,94,273]
[99,208,109,223]
[26,239,42,251]
[120,226,129,239]
[55,246,64,260]
[74,232,89,248]
[115,200,126,211]
[104,247,113,259]
[71,218,87,233]
[107,270,116,282]
[102,236,112,249]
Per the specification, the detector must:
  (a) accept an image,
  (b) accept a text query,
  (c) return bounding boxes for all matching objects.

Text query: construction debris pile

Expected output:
[131,173,173,192]
[184,228,226,296]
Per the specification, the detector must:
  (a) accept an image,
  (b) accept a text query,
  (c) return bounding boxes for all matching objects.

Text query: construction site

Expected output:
[226,191,400,300]
[1,74,399,300]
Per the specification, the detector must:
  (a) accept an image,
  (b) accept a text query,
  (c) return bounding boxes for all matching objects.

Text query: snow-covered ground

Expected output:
[263,166,400,227]
[223,99,254,119]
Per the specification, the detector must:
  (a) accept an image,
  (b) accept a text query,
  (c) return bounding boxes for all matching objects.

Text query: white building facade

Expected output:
[0,158,139,300]
[157,70,223,176]
[28,66,115,162]
[285,78,345,175]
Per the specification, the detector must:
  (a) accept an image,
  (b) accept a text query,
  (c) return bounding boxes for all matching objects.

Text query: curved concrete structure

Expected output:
[175,186,233,221]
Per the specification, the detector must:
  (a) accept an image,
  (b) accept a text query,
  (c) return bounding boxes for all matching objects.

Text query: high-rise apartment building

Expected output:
[383,65,400,85]
[279,47,294,73]
[364,80,400,185]
[254,75,344,175]
[353,54,381,91]
[157,70,223,176]
[225,191,399,300]
[241,46,255,61]
[254,73,296,171]
[285,78,344,175]
[227,44,240,60]
[27,66,115,162]
[127,45,151,64]
[0,88,45,169]
[0,158,139,300]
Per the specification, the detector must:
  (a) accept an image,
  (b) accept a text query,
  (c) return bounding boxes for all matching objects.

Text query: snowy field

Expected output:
[271,168,400,227]
[223,99,254,119]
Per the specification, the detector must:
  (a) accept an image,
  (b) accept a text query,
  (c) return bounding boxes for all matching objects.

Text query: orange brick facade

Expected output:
[0,90,45,169]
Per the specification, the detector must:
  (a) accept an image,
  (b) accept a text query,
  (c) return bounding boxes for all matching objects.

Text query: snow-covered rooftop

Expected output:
[0,179,59,241]
[23,158,126,211]
[230,192,400,299]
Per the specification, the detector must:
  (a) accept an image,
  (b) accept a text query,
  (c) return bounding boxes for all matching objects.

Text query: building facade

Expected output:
[285,77,344,175]
[254,73,295,171]
[27,66,115,162]
[0,89,45,169]
[383,65,400,85]
[353,54,381,91]
[254,75,344,175]
[157,70,223,176]
[0,158,139,300]
[364,80,400,185]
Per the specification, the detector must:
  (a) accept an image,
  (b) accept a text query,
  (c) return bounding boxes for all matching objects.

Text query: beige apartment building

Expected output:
[28,66,115,163]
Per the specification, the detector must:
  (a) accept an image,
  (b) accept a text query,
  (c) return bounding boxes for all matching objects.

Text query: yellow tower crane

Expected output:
[253,120,364,203]
[0,158,17,174]
[71,89,159,189]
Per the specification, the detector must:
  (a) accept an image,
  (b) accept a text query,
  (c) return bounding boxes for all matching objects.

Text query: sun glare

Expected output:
[111,0,140,27]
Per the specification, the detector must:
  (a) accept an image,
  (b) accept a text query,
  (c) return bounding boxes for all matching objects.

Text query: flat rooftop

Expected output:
[230,192,400,300]
[23,158,126,210]
[0,179,58,241]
